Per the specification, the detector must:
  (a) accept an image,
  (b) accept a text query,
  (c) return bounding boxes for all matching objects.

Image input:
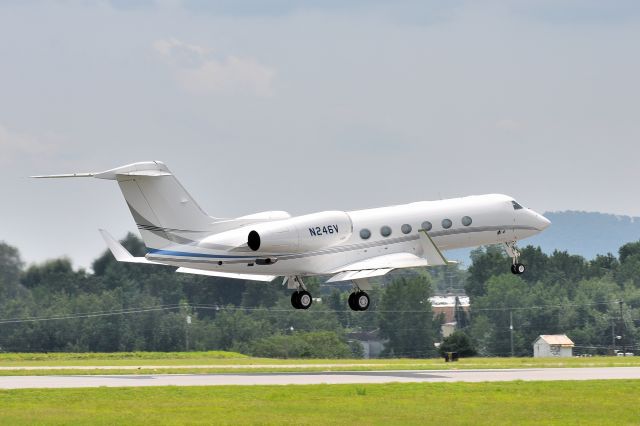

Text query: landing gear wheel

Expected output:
[298,291,312,309]
[348,292,357,310]
[291,292,301,309]
[291,291,312,309]
[506,242,525,275]
[355,291,370,311]
[348,291,370,311]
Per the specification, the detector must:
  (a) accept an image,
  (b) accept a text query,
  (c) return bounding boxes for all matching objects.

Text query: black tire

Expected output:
[291,292,301,309]
[355,291,370,311]
[348,292,358,311]
[515,263,526,275]
[511,264,518,274]
[298,290,312,309]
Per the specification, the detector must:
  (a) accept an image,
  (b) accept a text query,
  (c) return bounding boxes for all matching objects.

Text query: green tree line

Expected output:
[464,245,640,356]
[1,233,639,357]
[0,234,436,357]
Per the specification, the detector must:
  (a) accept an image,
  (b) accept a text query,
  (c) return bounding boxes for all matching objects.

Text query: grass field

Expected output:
[0,380,639,424]
[1,352,640,375]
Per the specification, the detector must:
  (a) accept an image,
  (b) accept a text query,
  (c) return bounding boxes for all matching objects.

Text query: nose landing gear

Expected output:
[511,263,526,275]
[505,242,526,275]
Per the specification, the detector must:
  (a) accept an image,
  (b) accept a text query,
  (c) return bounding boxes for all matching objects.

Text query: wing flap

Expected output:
[326,252,430,283]
[329,252,430,274]
[176,267,277,282]
[326,268,392,283]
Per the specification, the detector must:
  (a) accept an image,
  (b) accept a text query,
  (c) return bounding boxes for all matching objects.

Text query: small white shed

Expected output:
[533,334,574,358]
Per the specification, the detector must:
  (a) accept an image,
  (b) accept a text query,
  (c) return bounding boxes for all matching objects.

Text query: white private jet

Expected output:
[34,161,550,311]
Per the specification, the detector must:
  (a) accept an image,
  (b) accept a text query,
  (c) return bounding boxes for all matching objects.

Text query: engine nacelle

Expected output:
[247,211,352,253]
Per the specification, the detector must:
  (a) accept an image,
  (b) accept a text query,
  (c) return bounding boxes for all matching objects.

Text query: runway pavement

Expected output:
[1,367,640,389]
[0,363,392,371]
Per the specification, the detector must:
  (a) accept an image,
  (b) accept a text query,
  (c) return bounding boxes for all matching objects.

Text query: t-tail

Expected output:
[32,161,218,250]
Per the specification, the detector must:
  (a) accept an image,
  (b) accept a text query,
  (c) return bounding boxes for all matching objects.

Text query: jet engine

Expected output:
[247,211,352,253]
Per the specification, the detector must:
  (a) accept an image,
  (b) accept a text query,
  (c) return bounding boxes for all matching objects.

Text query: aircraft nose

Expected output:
[535,212,551,230]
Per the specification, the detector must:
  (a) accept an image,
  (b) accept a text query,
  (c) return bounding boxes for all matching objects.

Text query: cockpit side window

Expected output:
[512,201,523,210]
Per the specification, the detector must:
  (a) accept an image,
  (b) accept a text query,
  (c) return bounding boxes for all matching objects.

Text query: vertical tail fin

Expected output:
[34,161,218,249]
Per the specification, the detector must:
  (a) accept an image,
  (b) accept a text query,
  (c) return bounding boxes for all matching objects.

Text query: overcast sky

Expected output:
[1,0,639,269]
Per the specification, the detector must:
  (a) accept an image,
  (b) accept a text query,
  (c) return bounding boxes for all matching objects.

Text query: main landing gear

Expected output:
[505,242,526,275]
[347,279,370,311]
[291,290,312,310]
[348,291,370,311]
[286,276,371,311]
[288,276,313,310]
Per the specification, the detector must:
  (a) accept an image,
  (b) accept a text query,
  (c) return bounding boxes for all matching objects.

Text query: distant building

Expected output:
[430,295,470,338]
[348,330,386,359]
[441,322,457,338]
[533,334,574,358]
[430,295,469,323]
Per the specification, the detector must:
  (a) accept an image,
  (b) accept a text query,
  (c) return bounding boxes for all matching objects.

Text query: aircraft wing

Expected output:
[326,232,455,283]
[176,267,277,282]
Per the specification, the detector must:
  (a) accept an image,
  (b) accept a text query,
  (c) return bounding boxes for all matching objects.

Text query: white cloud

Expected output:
[0,124,57,163]
[153,38,276,97]
[496,119,523,131]
[178,55,275,97]
[153,38,208,61]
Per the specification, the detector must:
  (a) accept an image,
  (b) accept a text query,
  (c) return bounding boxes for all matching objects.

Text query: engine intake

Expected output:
[248,230,261,251]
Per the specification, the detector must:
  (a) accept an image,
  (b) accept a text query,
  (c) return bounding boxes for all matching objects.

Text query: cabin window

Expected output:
[462,216,472,226]
[380,226,392,237]
[512,201,523,210]
[442,219,452,229]
[421,221,432,231]
[360,229,371,240]
[401,224,412,234]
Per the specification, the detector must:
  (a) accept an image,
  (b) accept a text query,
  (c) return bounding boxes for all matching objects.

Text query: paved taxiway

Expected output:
[1,367,639,389]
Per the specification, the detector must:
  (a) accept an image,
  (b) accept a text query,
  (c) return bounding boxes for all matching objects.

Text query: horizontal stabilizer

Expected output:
[176,267,277,282]
[99,229,160,264]
[31,161,171,180]
[31,172,95,178]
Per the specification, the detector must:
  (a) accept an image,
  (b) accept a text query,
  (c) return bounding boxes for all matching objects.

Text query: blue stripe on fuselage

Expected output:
[147,249,257,259]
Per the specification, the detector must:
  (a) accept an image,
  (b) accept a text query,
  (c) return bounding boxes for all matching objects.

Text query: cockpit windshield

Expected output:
[512,201,524,210]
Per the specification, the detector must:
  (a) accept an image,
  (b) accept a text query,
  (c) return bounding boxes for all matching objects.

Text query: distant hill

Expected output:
[447,211,640,266]
[526,211,640,259]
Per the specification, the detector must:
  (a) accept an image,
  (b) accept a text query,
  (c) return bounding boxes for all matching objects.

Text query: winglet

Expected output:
[99,229,158,264]
[418,229,456,266]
